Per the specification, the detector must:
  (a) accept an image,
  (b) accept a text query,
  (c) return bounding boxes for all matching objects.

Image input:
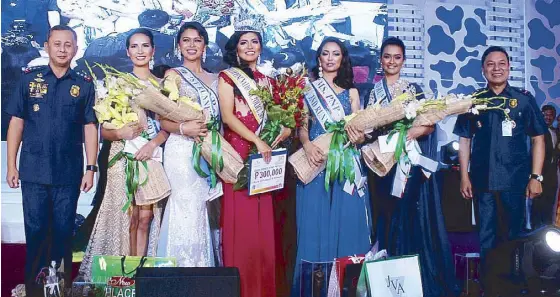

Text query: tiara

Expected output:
[233,8,266,32]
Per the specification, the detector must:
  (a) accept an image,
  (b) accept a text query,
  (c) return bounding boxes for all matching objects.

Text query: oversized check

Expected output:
[248,149,287,196]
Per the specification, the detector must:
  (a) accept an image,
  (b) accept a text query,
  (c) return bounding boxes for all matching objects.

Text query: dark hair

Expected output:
[223,31,263,68]
[176,22,209,45]
[151,64,172,79]
[312,37,354,90]
[48,25,78,42]
[542,104,557,114]
[380,37,406,58]
[481,46,509,65]
[126,28,154,49]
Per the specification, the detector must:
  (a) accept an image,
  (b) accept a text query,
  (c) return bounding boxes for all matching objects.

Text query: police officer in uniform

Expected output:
[5,25,98,295]
[453,46,547,296]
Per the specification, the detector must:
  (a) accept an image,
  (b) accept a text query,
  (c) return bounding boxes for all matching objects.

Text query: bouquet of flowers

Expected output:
[233,67,308,190]
[132,70,244,185]
[362,90,513,177]
[89,62,171,212]
[288,91,414,186]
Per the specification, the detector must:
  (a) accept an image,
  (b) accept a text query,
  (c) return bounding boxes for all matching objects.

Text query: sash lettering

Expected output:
[174,67,220,121]
[313,78,345,121]
[303,78,345,130]
[222,68,267,135]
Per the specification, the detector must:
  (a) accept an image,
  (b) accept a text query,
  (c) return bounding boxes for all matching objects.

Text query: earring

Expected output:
[175,48,181,59]
[202,50,207,63]
[257,55,261,65]
[318,64,323,78]
[149,56,154,70]
[236,54,241,65]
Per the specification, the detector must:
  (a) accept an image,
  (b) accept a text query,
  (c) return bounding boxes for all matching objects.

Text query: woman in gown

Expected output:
[156,22,221,267]
[291,37,373,296]
[79,28,168,279]
[365,37,456,297]
[218,29,292,297]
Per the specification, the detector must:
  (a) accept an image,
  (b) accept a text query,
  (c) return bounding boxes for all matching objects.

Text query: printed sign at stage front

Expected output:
[248,149,287,196]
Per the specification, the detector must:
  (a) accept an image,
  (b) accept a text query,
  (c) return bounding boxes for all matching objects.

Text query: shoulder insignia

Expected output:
[77,71,93,82]
[510,86,531,96]
[22,66,44,74]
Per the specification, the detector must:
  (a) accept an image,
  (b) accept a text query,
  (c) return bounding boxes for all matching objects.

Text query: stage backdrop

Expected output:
[0,0,387,140]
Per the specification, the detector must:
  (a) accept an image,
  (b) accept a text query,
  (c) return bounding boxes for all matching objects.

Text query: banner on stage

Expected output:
[248,148,287,196]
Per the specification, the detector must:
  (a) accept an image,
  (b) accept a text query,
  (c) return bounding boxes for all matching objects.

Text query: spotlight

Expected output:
[486,226,560,296]
[441,141,460,166]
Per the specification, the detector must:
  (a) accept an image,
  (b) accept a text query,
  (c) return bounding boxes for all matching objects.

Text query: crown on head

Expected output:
[233,8,266,33]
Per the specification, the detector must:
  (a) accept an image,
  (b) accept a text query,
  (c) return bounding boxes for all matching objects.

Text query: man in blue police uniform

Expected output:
[5,25,98,295]
[454,46,547,296]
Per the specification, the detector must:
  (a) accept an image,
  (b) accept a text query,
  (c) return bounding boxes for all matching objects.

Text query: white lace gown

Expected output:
[156,76,222,267]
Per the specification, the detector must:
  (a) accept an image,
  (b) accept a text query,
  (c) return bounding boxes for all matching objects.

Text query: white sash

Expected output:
[303,78,345,131]
[174,67,220,121]
[222,68,267,135]
[368,79,390,107]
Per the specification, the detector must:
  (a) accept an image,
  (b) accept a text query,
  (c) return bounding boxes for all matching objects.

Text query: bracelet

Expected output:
[179,122,185,136]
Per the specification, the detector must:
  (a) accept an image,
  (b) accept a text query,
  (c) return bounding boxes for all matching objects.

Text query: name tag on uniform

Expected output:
[502,120,513,137]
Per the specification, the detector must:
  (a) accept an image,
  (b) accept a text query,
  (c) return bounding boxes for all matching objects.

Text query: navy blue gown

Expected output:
[369,82,457,297]
[291,89,373,296]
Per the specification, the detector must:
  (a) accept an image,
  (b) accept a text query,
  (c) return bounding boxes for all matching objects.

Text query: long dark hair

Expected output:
[222,31,263,95]
[312,37,354,90]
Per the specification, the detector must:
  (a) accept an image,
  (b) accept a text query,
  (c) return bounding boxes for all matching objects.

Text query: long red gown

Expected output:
[219,70,286,297]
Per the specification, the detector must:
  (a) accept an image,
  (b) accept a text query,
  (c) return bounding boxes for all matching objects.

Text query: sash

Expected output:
[303,78,345,131]
[367,79,391,107]
[174,67,220,121]
[222,68,267,135]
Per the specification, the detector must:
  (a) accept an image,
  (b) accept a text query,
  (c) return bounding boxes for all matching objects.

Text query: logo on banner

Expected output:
[386,275,405,296]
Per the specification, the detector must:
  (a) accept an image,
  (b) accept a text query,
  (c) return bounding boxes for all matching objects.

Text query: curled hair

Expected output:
[312,37,354,90]
[380,37,406,59]
[126,28,154,48]
[176,22,209,45]
[223,31,263,80]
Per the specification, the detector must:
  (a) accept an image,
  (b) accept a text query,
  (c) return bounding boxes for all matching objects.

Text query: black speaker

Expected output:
[135,267,240,297]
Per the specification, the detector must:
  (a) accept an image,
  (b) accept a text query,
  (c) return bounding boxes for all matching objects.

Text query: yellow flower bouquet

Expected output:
[89,62,171,212]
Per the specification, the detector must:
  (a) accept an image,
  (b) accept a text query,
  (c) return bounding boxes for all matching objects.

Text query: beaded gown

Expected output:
[156,69,222,267]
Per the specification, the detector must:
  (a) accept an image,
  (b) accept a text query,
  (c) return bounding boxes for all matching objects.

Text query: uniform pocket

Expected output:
[22,140,43,154]
[63,103,82,123]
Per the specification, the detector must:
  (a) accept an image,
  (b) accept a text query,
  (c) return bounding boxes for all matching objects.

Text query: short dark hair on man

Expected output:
[481,46,509,65]
[48,25,78,42]
[380,37,406,59]
[542,104,557,114]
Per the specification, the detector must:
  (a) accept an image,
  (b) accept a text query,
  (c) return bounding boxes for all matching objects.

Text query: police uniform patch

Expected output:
[509,99,518,108]
[70,85,80,97]
[33,104,40,112]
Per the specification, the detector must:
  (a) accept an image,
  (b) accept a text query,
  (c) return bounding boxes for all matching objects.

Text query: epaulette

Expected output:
[510,86,531,96]
[22,65,45,74]
[76,71,93,82]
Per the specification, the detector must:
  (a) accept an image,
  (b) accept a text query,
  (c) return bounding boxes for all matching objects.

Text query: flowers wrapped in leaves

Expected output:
[362,91,513,176]
[89,62,170,212]
[133,70,244,185]
[289,92,412,186]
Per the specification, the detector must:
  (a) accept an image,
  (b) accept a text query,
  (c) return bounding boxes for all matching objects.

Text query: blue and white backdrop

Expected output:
[1,0,559,242]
